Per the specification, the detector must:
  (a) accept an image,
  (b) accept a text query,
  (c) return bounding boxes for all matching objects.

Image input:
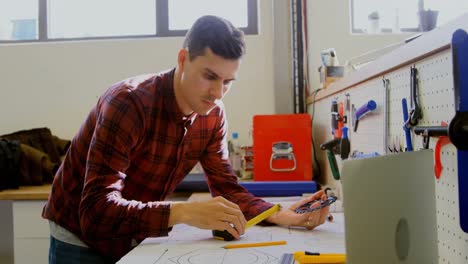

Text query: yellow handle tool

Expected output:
[294,251,346,264]
[213,204,281,241]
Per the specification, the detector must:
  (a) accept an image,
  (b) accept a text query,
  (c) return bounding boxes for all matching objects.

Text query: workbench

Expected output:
[118,194,345,264]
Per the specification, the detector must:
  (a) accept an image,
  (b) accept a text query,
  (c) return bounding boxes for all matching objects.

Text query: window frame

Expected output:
[157,0,258,36]
[350,0,420,34]
[0,0,258,44]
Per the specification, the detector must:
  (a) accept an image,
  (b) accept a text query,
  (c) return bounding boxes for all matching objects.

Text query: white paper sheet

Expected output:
[118,211,345,264]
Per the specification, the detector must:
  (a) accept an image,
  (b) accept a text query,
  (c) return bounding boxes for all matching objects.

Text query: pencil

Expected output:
[222,240,287,249]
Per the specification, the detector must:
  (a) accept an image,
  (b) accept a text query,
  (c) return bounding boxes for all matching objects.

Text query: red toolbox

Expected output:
[253,114,313,181]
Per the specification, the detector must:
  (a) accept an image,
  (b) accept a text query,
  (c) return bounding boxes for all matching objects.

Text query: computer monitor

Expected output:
[341,150,438,263]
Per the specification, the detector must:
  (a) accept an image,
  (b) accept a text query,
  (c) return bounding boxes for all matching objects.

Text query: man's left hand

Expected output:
[265,190,330,230]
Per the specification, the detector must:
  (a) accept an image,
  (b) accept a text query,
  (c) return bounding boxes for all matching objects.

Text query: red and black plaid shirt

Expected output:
[42,68,273,261]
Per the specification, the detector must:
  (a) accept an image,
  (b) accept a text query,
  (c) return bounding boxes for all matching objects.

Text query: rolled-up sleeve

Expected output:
[79,88,172,241]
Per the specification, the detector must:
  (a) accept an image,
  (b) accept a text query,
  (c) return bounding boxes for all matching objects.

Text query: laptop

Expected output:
[341,150,438,263]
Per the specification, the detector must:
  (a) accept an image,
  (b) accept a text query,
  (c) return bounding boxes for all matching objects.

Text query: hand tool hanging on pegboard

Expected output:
[449,29,468,233]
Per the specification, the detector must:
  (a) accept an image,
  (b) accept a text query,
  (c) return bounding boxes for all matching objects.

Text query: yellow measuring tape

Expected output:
[213,204,281,241]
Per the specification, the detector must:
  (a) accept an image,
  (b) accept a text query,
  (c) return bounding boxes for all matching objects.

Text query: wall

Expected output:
[273,0,293,114]
[309,12,468,262]
[305,0,420,182]
[306,0,415,91]
[0,0,414,145]
[0,0,275,146]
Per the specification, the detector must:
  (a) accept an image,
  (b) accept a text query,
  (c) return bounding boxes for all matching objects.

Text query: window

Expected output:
[169,0,249,30]
[48,0,156,39]
[157,0,257,36]
[351,0,468,33]
[0,0,39,41]
[0,0,257,43]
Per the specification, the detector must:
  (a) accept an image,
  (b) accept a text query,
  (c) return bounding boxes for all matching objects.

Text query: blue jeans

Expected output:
[48,236,115,264]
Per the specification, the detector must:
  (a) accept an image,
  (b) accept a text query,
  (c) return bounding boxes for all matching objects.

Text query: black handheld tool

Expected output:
[212,230,235,241]
[294,196,337,214]
[340,127,350,160]
[406,66,423,128]
[320,139,341,180]
[331,100,339,136]
[414,126,449,149]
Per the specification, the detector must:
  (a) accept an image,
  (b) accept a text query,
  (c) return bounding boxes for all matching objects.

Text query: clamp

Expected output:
[413,126,449,149]
[449,29,468,233]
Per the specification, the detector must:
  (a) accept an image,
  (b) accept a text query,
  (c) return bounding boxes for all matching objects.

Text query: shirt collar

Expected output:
[162,68,198,125]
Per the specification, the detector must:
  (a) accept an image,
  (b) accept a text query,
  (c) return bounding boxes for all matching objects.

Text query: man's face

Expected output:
[177,47,241,115]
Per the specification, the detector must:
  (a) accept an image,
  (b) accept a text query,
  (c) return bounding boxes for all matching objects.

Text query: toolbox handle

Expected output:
[270,142,297,172]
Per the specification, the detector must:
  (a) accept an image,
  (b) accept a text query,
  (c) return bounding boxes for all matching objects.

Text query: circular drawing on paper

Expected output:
[168,248,277,264]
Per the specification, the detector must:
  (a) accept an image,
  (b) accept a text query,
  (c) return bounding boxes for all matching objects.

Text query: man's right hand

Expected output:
[169,196,246,239]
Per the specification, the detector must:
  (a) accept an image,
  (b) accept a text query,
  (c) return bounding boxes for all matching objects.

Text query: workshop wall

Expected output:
[311,49,467,263]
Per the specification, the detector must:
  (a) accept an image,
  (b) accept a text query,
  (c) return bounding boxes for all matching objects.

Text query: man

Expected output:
[43,15,330,263]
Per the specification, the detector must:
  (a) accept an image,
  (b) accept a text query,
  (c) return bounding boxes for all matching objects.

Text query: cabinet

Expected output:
[0,200,49,264]
[0,185,50,264]
[0,184,191,264]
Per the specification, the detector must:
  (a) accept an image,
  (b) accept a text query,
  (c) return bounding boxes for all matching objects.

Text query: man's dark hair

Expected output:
[183,15,245,61]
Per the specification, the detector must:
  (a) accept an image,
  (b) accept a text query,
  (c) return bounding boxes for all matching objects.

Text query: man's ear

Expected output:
[177,48,188,70]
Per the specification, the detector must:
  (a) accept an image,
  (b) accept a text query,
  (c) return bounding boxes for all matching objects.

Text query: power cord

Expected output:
[309,88,322,179]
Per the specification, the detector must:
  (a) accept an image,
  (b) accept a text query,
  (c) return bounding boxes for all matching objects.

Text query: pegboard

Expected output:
[311,78,386,182]
[310,50,468,263]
